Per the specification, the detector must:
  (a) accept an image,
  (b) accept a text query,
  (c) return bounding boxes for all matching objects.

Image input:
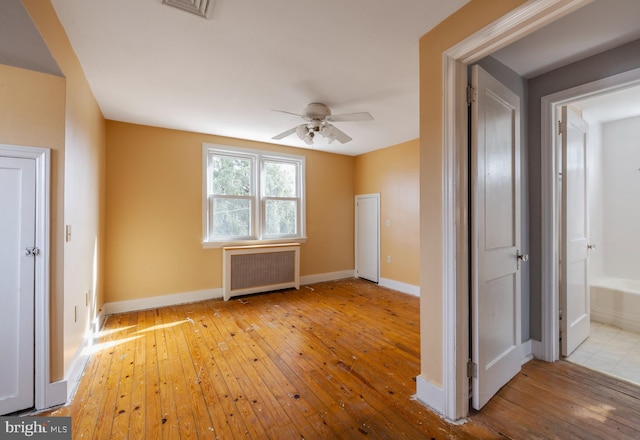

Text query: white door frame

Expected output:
[538,67,640,362]
[440,0,590,421]
[355,193,380,283]
[0,144,56,410]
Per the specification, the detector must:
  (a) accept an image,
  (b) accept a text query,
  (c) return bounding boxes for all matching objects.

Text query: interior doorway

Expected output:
[553,81,640,385]
[539,67,640,363]
[355,193,380,283]
[0,155,36,414]
[420,0,640,421]
[0,144,53,412]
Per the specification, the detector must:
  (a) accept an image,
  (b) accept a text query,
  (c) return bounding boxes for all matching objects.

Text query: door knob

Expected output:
[517,250,528,269]
[587,244,596,251]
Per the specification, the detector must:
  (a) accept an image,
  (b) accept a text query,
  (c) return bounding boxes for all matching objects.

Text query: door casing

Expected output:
[0,144,59,410]
[436,0,592,421]
[539,67,640,362]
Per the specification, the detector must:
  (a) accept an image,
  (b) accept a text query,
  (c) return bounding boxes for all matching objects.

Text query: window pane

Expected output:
[264,161,296,197]
[212,198,251,237]
[211,155,252,195]
[265,199,297,236]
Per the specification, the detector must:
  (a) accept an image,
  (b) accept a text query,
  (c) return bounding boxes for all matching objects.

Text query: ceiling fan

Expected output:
[271,103,373,145]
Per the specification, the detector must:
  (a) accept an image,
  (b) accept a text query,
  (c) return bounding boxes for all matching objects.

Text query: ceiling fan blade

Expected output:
[328,111,374,122]
[271,109,303,117]
[328,124,352,144]
[272,126,299,140]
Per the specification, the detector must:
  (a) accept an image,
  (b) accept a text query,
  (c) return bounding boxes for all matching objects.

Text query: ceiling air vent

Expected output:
[162,0,216,19]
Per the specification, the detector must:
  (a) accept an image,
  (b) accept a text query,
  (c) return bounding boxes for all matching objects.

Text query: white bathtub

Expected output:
[591,277,640,333]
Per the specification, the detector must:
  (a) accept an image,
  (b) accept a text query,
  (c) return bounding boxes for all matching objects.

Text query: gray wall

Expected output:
[474,56,530,342]
[528,39,640,340]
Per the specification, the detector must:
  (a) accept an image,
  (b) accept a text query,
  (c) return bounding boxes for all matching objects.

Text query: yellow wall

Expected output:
[105,121,355,302]
[418,0,526,387]
[0,63,66,379]
[23,0,107,380]
[355,140,420,286]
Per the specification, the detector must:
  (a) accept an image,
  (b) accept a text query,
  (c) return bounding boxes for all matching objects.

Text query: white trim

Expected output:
[520,339,533,364]
[379,278,420,297]
[539,66,640,361]
[64,344,89,402]
[103,271,359,315]
[415,375,445,416]
[104,288,223,315]
[61,308,109,403]
[203,237,307,249]
[431,0,591,421]
[202,143,306,246]
[0,144,58,410]
[44,381,67,410]
[300,270,355,286]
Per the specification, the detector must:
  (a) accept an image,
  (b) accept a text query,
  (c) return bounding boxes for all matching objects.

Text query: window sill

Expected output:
[202,237,308,249]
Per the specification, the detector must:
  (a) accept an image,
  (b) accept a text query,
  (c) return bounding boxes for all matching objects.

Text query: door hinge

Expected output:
[558,119,566,135]
[466,85,476,105]
[467,361,477,379]
[25,247,40,257]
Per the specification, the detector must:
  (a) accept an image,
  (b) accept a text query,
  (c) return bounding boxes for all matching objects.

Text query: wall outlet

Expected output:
[387,255,392,263]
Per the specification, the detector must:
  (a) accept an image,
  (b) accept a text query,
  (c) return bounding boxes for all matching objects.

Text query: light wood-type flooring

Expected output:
[43,279,640,439]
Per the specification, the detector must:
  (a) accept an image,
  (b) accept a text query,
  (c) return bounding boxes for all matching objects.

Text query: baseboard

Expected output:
[104,288,223,315]
[520,339,533,364]
[95,308,107,331]
[103,271,358,316]
[300,270,355,285]
[415,375,445,416]
[65,343,89,402]
[379,278,420,296]
[44,381,67,409]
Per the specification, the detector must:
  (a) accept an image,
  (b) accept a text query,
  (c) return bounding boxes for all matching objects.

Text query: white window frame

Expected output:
[202,144,306,248]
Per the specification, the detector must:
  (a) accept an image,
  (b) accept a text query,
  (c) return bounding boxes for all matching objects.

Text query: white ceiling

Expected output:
[577,84,640,124]
[6,1,640,155]
[49,0,469,156]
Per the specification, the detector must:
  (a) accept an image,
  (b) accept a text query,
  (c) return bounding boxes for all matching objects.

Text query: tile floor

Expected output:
[567,321,640,385]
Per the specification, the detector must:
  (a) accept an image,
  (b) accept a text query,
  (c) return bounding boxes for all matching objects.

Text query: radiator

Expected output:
[222,243,300,301]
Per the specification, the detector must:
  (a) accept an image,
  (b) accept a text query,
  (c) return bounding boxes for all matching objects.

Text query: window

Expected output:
[203,144,305,246]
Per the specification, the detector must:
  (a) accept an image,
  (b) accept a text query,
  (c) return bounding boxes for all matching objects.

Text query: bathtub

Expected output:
[591,277,640,333]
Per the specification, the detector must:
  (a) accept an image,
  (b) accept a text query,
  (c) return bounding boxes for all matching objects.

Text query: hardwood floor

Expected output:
[43,279,640,439]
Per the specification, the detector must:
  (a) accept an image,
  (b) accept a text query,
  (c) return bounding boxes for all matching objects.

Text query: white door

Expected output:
[0,156,36,415]
[471,65,523,410]
[560,106,590,357]
[355,194,379,283]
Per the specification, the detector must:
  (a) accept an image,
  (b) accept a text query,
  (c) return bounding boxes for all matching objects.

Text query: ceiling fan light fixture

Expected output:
[272,102,373,146]
[161,0,216,19]
[296,125,308,141]
[321,125,337,143]
[303,132,314,145]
